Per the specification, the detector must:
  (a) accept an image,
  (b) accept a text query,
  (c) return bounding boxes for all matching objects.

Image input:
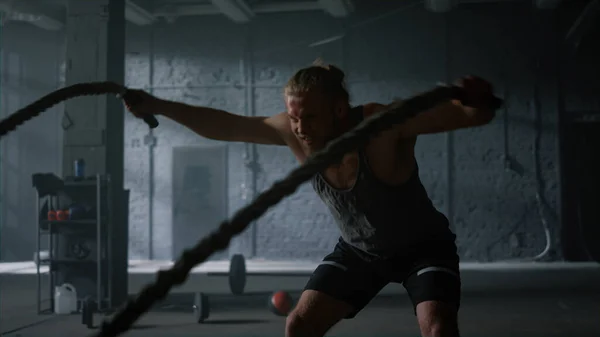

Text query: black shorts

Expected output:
[304,238,461,318]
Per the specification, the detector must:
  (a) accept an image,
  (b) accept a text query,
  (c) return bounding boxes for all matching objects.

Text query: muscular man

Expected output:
[124,62,496,337]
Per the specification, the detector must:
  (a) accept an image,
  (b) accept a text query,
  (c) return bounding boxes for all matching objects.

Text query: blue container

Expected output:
[74,159,85,178]
[69,205,83,220]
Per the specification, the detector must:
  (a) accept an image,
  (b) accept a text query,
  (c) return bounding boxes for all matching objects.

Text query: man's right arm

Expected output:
[153,100,289,146]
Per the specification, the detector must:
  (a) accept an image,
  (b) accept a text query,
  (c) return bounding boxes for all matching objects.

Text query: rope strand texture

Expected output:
[0,82,496,337]
[91,85,466,337]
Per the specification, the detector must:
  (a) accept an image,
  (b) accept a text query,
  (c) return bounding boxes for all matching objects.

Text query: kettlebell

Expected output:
[268,291,294,316]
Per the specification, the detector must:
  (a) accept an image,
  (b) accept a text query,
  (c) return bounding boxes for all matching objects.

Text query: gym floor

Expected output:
[1,274,599,337]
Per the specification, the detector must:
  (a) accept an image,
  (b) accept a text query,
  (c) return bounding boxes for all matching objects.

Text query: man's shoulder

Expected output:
[358,101,417,150]
[360,102,388,118]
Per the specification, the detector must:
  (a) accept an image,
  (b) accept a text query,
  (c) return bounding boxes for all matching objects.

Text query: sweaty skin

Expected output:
[124,84,494,198]
[282,92,493,189]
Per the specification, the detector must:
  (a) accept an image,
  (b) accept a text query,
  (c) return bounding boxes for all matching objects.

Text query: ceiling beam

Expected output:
[209,0,254,23]
[125,0,156,26]
[565,0,600,52]
[154,2,321,19]
[18,0,156,29]
[254,2,322,13]
[534,0,562,9]
[424,0,454,12]
[154,4,220,18]
[156,0,573,21]
[424,0,569,12]
[0,1,63,30]
[318,0,354,17]
[24,13,63,30]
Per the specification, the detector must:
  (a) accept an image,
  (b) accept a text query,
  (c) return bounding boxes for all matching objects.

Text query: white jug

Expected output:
[54,283,77,314]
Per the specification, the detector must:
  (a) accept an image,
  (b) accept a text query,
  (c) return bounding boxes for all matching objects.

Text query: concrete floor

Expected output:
[1,275,599,337]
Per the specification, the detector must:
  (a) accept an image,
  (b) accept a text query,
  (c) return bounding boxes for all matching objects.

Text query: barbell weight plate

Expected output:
[193,292,210,323]
[81,299,89,325]
[229,254,247,295]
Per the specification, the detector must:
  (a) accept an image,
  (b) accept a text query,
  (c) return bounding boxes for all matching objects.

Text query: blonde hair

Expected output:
[284,58,350,103]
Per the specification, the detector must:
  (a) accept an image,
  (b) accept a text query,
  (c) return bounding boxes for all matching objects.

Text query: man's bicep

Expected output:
[230,112,289,146]
[264,113,292,146]
[392,100,494,138]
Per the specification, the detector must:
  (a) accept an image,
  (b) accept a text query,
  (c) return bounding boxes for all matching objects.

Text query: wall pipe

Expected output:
[146,2,157,260]
[242,26,260,258]
[0,14,3,271]
[444,12,455,230]
[493,8,554,262]
[520,8,553,261]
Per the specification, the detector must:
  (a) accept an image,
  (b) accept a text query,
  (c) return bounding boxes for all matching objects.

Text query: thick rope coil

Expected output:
[0,82,157,137]
[0,82,500,337]
[91,85,493,337]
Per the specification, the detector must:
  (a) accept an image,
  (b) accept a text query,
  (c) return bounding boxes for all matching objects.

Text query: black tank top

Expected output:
[311,105,455,259]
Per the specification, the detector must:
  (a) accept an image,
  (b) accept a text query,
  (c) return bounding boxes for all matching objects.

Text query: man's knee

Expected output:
[416,301,460,337]
[284,290,354,337]
[419,318,457,337]
[285,312,300,337]
[285,312,309,337]
[286,310,336,337]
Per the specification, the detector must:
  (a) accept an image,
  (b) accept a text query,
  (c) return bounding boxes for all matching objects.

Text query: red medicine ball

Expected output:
[268,291,294,316]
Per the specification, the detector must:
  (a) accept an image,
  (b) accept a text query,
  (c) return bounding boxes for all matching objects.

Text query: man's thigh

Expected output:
[304,240,388,318]
[403,264,461,312]
[401,240,462,313]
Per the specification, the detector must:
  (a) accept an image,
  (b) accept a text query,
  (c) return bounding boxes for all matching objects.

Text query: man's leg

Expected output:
[402,242,462,337]
[414,298,460,337]
[285,290,353,337]
[286,241,387,337]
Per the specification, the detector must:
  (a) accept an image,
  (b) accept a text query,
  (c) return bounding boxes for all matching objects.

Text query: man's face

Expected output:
[285,92,341,154]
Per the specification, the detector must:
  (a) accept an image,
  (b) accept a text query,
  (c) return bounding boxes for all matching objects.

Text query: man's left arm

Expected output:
[393,100,495,138]
[364,76,497,138]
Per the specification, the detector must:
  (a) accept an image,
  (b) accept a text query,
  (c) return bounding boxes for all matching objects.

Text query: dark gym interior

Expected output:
[0,0,599,336]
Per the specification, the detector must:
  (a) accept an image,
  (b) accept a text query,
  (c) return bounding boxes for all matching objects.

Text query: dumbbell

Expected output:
[205,254,247,295]
[81,293,208,327]
[220,254,313,295]
[193,292,210,323]
[81,297,95,329]
[228,254,247,295]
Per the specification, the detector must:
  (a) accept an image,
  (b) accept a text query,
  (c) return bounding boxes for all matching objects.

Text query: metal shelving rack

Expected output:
[34,174,113,314]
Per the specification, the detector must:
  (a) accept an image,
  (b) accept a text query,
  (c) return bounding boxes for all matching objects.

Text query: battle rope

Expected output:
[0,82,501,337]
[0,82,158,136]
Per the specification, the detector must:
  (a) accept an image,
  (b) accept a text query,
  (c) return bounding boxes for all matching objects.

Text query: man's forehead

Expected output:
[286,94,311,106]
[286,94,326,111]
[286,96,309,117]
